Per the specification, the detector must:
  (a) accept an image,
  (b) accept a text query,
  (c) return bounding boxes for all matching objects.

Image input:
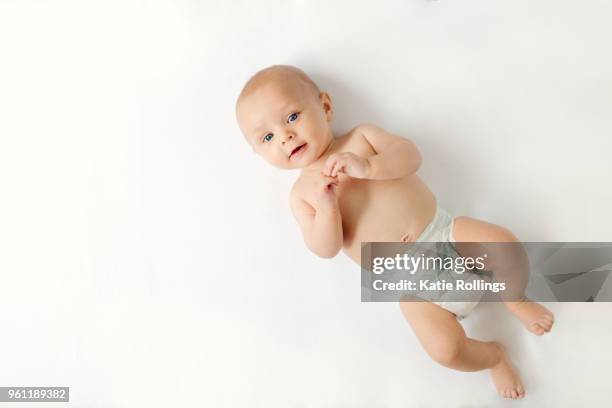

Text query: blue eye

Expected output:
[263,133,273,142]
[287,112,299,123]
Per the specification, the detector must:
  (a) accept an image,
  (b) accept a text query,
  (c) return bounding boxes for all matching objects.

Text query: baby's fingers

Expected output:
[324,154,341,176]
[330,160,345,177]
[323,160,336,176]
[319,173,338,188]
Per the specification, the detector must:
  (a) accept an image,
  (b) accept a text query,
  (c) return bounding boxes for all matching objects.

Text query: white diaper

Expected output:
[412,206,481,320]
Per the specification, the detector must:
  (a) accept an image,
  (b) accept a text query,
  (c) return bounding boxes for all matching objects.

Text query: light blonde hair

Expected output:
[236,65,320,108]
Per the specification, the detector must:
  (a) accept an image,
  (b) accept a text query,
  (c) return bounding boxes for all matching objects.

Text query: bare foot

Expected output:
[490,342,525,400]
[505,297,555,336]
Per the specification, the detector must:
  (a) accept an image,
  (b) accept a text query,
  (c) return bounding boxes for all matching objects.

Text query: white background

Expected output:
[1,0,611,407]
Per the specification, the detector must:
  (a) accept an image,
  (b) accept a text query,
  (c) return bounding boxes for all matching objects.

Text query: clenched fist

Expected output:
[323,152,371,179]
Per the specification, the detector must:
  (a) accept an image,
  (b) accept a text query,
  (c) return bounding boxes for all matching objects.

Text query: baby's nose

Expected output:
[282,133,294,144]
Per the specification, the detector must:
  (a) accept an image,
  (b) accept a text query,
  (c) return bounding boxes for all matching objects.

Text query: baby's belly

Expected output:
[337,174,437,265]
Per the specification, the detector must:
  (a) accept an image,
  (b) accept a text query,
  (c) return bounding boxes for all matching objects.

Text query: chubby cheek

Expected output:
[305,121,328,148]
[260,149,291,169]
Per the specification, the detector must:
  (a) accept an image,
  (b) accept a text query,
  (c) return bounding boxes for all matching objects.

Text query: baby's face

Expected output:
[236,79,333,169]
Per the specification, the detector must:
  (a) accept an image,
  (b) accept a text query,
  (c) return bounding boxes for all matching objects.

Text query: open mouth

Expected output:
[289,143,307,159]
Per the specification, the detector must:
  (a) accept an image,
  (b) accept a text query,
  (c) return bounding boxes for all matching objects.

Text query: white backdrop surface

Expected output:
[1,0,611,407]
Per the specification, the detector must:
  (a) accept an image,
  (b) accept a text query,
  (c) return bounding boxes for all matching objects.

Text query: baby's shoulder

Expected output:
[336,123,380,156]
[338,123,368,142]
[289,173,310,200]
[288,176,315,214]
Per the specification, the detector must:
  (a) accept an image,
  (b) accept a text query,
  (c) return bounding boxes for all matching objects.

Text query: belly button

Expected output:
[400,232,412,242]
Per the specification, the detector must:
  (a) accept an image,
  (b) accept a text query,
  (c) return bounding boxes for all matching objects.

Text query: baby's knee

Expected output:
[426,338,465,367]
[493,226,518,243]
[453,217,519,243]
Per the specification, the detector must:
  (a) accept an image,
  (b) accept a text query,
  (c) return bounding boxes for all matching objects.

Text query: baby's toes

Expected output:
[531,323,545,335]
[517,386,525,399]
[541,318,554,331]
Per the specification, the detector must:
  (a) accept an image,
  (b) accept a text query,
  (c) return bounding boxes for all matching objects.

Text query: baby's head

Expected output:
[236,65,334,169]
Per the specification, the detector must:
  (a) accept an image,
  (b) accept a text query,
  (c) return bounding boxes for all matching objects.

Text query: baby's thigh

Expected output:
[452,216,517,243]
[399,301,466,362]
[452,216,525,272]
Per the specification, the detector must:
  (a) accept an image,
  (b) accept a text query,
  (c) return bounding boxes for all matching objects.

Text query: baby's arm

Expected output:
[325,124,422,180]
[289,174,343,259]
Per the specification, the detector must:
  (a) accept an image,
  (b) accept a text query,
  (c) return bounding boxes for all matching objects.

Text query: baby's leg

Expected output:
[452,216,555,335]
[399,301,525,399]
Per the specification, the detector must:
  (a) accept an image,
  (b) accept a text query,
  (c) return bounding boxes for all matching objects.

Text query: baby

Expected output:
[235,65,555,400]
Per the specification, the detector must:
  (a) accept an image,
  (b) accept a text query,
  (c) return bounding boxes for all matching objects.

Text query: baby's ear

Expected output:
[319,92,334,122]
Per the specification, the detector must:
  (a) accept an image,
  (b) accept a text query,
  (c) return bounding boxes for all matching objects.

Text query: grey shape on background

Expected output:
[542,270,611,302]
[534,243,612,301]
[537,245,612,278]
[545,271,589,284]
[527,243,566,270]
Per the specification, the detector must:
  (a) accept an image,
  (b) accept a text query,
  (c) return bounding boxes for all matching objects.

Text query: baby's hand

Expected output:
[315,172,339,205]
[324,152,371,179]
